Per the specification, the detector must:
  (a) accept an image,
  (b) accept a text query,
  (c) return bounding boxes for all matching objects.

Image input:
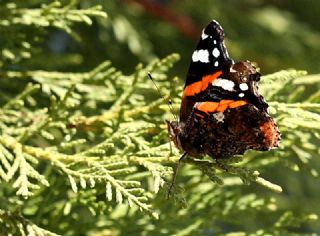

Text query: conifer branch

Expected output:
[0,209,59,236]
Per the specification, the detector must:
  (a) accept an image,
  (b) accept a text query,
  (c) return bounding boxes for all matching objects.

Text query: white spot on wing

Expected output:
[201,31,208,40]
[214,61,219,67]
[212,48,220,58]
[213,40,217,44]
[230,67,237,72]
[239,83,249,91]
[212,79,235,91]
[192,50,209,63]
[238,93,245,97]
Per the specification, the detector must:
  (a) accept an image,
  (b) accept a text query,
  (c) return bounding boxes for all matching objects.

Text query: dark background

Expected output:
[40,0,320,78]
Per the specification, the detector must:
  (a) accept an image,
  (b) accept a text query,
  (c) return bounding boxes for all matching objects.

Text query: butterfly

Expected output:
[166,20,280,181]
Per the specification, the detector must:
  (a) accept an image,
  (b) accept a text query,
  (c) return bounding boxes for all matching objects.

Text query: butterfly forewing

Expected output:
[181,20,234,121]
[186,20,233,85]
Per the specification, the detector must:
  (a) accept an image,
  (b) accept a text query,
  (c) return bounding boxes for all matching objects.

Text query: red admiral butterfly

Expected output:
[167,20,280,178]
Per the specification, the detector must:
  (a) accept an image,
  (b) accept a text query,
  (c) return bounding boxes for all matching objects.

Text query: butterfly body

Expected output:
[168,20,280,159]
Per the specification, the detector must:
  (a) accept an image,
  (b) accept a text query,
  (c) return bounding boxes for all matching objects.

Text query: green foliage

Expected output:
[0,1,106,69]
[0,1,320,236]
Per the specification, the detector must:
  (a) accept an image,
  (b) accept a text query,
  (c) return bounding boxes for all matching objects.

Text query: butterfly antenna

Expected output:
[148,72,178,121]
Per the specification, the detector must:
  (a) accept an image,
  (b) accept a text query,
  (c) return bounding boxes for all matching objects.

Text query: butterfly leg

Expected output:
[167,152,188,198]
[168,133,173,157]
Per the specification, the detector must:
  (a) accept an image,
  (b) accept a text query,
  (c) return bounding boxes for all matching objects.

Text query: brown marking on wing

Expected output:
[260,120,280,148]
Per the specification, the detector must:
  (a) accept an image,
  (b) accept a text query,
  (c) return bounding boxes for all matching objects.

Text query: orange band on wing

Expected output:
[216,103,229,112]
[229,100,247,108]
[183,71,223,97]
[183,81,202,97]
[219,100,234,105]
[201,71,223,90]
[196,100,248,114]
[196,102,219,113]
